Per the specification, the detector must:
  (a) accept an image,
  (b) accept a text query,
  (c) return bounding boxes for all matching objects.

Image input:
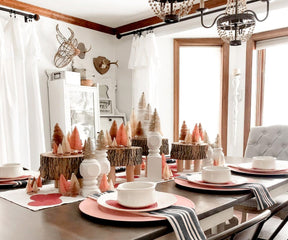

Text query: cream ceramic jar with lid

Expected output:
[116,182,156,208]
[202,166,232,183]
[252,156,276,170]
[0,163,23,178]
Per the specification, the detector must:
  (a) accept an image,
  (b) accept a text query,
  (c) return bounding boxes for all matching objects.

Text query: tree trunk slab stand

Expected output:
[39,152,84,186]
[107,146,142,182]
[170,143,208,172]
[134,165,141,176]
[132,138,169,156]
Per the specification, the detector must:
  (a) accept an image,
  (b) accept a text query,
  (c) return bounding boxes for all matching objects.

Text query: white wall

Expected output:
[32,16,118,152]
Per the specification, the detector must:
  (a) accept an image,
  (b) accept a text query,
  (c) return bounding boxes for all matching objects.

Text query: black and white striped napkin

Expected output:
[88,191,114,200]
[238,183,275,210]
[0,179,28,189]
[147,205,206,240]
[89,191,206,240]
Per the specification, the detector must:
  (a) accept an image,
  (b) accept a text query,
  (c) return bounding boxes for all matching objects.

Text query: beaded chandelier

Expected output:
[149,0,195,23]
[197,0,270,46]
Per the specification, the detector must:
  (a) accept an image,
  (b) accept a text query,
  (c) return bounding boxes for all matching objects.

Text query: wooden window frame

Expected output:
[243,27,288,154]
[255,49,266,126]
[173,38,229,155]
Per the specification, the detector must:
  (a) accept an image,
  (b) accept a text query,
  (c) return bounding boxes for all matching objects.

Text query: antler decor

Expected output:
[54,24,80,68]
[93,56,118,75]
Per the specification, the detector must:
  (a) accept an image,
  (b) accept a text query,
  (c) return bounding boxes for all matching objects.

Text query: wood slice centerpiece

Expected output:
[106,146,142,182]
[40,152,84,187]
[131,138,169,156]
[170,143,208,172]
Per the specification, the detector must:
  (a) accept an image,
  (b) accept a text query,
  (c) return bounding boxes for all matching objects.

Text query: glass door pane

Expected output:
[262,44,288,125]
[179,46,221,140]
[69,90,95,141]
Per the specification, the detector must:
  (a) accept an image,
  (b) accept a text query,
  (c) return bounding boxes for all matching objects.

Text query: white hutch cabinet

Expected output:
[48,79,100,143]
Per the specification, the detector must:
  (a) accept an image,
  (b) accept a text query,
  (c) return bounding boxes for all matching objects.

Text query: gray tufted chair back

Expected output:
[244,125,288,160]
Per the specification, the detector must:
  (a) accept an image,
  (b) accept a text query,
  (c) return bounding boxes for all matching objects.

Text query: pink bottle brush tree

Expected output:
[70,126,82,153]
[192,124,200,143]
[116,123,128,146]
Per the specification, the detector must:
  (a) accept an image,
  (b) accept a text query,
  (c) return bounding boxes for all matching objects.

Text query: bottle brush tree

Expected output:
[179,121,188,141]
[52,123,64,147]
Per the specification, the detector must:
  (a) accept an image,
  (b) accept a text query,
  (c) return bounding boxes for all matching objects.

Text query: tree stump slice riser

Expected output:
[40,153,83,180]
[170,143,208,160]
[107,147,142,167]
[132,138,169,156]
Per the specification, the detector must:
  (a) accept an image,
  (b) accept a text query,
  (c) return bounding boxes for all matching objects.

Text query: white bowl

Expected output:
[0,163,23,178]
[202,166,232,184]
[116,182,156,208]
[252,156,276,170]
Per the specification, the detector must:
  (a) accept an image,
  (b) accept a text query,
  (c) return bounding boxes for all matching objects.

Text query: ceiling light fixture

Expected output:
[197,0,270,46]
[149,0,195,23]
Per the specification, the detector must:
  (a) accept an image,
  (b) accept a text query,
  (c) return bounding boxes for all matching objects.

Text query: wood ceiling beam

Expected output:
[0,0,115,35]
[115,0,228,35]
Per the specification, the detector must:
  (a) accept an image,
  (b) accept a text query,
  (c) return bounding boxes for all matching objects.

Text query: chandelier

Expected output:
[197,0,270,46]
[149,0,195,23]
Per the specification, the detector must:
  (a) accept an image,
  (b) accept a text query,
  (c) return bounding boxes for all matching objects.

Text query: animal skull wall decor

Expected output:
[93,56,118,75]
[54,24,80,68]
[77,42,92,59]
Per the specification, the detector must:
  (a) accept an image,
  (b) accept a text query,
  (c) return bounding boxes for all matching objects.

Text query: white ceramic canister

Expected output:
[202,166,232,184]
[117,182,156,208]
[0,163,23,178]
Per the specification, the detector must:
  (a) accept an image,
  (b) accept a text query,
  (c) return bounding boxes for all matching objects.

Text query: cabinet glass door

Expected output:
[69,90,96,142]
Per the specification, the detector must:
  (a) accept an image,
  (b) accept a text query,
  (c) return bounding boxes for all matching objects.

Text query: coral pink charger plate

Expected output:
[229,162,288,173]
[187,174,246,187]
[0,175,31,182]
[175,178,249,193]
[79,194,195,222]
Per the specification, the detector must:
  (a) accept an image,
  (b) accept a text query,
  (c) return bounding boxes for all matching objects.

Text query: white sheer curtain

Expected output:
[128,32,159,108]
[0,17,45,170]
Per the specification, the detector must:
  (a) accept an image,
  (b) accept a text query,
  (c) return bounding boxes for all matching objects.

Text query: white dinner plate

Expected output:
[237,161,288,172]
[187,174,246,187]
[97,191,177,212]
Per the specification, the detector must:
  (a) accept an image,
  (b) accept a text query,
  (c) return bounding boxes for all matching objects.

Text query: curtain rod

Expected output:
[116,0,260,39]
[0,6,40,22]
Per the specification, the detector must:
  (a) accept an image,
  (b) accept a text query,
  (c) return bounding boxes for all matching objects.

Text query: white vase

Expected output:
[212,147,225,166]
[202,145,213,168]
[95,149,111,184]
[80,159,101,197]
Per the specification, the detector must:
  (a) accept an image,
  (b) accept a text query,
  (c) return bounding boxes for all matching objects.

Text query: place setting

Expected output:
[175,164,276,210]
[175,166,250,193]
[0,163,36,188]
[79,181,206,240]
[228,156,288,176]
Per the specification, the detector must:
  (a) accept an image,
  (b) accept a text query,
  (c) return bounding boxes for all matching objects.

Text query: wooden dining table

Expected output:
[1,157,288,240]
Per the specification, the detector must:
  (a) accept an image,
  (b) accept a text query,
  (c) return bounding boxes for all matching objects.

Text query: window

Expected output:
[251,42,288,127]
[243,27,288,153]
[179,46,221,140]
[174,39,229,154]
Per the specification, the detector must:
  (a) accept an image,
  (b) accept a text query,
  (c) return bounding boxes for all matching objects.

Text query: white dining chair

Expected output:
[155,210,271,240]
[155,199,288,240]
[207,209,271,240]
[236,125,288,223]
[209,198,288,240]
[244,125,288,160]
